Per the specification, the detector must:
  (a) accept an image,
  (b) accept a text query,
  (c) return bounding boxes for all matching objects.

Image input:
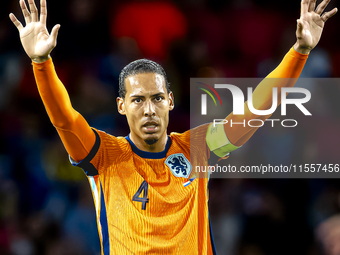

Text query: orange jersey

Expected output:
[71,124,215,255]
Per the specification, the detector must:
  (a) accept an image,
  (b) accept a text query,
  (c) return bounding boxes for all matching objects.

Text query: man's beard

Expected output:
[144,138,159,145]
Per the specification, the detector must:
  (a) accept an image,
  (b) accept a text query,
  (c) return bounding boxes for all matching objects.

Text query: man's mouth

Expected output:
[142,122,159,133]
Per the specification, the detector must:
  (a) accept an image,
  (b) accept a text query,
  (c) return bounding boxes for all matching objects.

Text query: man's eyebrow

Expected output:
[129,94,145,98]
[129,92,165,98]
[152,92,166,97]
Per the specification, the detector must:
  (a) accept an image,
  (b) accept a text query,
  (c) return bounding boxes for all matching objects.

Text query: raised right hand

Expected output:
[9,0,60,63]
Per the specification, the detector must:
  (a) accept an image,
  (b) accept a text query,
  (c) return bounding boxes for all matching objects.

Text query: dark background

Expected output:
[1,0,340,254]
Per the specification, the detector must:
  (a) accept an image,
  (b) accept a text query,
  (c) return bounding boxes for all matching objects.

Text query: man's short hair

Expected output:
[118,59,171,99]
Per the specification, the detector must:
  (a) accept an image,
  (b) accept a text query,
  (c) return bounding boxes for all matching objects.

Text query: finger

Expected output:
[9,13,24,32]
[48,24,61,48]
[315,0,331,15]
[40,0,47,25]
[28,0,38,22]
[321,7,338,22]
[308,0,317,12]
[20,0,31,25]
[301,0,309,16]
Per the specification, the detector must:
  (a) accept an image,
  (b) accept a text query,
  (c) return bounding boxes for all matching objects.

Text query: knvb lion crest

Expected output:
[165,153,192,178]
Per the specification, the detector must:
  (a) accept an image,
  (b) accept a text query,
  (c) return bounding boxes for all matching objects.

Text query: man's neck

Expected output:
[129,133,168,153]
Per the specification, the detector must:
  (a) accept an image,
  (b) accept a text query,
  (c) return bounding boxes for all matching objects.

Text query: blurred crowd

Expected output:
[1,0,340,254]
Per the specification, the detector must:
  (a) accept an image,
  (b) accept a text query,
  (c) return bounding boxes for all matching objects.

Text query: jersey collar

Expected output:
[125,135,172,159]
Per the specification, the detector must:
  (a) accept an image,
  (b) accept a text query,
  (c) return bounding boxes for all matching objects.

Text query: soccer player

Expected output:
[9,0,337,254]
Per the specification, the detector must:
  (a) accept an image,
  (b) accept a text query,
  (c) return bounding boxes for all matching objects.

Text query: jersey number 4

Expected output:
[133,181,149,210]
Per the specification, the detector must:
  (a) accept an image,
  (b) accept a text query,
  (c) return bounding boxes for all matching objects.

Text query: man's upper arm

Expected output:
[54,112,96,162]
[206,122,240,158]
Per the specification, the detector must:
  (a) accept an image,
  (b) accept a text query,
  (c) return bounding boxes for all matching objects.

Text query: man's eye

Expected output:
[155,96,163,102]
[133,98,142,103]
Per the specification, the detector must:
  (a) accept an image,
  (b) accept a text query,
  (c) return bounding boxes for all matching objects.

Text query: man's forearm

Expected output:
[224,47,308,147]
[33,58,96,162]
[251,47,308,111]
[33,58,76,128]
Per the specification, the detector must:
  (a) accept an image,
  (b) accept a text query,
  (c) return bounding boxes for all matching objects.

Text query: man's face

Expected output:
[117,72,174,149]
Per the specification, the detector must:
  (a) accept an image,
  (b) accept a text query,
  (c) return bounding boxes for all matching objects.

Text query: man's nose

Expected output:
[143,100,156,116]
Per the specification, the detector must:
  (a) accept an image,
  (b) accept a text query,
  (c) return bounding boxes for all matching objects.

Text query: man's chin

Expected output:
[141,131,163,146]
[142,132,160,145]
[144,138,159,145]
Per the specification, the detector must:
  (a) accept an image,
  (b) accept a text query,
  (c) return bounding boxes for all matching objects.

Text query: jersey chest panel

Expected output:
[87,129,212,254]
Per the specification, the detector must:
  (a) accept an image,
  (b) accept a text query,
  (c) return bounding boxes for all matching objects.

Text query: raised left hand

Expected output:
[294,0,337,54]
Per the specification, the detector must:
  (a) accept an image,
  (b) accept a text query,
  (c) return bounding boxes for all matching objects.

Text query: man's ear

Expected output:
[117,97,126,115]
[169,92,174,111]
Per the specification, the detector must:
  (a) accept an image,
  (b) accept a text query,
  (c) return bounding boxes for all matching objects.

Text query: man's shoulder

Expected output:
[169,123,210,140]
[169,123,210,150]
[93,128,129,149]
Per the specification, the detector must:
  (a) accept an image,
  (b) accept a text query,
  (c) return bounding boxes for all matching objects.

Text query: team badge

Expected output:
[165,153,192,178]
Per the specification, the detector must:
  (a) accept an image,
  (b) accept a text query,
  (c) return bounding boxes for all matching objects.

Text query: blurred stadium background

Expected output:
[1,0,340,254]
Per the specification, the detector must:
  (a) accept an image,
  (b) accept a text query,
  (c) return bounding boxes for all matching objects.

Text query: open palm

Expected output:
[9,0,60,62]
[296,0,337,53]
